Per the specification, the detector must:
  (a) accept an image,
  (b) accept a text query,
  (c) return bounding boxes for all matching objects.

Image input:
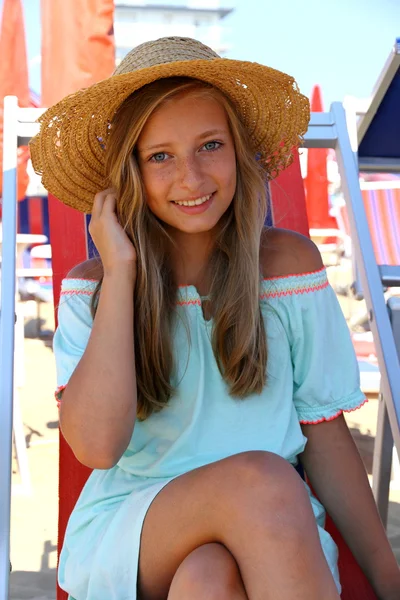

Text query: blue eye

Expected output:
[150,152,167,163]
[203,141,221,151]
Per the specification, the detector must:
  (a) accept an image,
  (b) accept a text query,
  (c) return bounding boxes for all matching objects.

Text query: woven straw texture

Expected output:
[30,37,310,213]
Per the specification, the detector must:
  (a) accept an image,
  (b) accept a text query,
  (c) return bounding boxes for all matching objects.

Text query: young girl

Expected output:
[30,37,400,600]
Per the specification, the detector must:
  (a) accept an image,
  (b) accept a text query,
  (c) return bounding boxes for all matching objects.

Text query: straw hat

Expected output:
[30,36,310,214]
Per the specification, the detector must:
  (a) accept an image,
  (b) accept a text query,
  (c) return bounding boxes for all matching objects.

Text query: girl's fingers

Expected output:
[102,192,117,216]
[92,191,106,219]
[92,188,116,219]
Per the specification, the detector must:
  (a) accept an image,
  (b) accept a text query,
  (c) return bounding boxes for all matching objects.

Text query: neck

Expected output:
[168,229,215,289]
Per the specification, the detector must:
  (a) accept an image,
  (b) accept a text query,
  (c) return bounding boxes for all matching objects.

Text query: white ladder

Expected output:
[303,103,400,527]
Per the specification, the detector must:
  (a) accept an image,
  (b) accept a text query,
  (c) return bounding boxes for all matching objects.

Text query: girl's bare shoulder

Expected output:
[66,257,103,281]
[260,227,323,279]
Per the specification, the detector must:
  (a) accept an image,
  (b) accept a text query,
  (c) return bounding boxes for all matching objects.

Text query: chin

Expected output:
[173,216,222,234]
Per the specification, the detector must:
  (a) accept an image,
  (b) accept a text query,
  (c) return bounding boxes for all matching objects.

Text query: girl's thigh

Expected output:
[137,450,314,600]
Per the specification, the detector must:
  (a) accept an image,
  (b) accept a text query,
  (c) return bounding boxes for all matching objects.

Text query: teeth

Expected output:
[174,194,212,207]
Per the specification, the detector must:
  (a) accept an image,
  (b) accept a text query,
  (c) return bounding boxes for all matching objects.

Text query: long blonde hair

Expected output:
[91,77,269,420]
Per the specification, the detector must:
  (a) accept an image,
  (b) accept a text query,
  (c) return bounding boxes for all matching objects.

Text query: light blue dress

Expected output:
[54,267,366,599]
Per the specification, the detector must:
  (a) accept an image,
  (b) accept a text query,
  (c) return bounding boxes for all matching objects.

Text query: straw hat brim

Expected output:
[30,58,310,213]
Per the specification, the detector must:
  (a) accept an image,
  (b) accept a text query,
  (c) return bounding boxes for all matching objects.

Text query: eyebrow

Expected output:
[139,129,229,153]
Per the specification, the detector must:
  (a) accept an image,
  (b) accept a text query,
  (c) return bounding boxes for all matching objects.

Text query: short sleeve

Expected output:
[263,269,367,424]
[53,279,97,404]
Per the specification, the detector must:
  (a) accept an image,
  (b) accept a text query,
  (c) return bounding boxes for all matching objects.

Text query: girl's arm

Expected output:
[300,414,400,600]
[60,189,138,470]
[60,267,137,469]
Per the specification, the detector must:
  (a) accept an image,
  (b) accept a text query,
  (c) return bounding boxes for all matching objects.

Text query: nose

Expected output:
[177,155,204,193]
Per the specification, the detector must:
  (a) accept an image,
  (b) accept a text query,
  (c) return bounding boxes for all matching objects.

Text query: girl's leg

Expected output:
[138,451,340,600]
[167,543,247,600]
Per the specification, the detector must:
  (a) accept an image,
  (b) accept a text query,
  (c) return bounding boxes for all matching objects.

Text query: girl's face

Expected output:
[137,91,237,234]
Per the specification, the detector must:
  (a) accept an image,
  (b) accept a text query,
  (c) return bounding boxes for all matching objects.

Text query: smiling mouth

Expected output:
[172,193,213,207]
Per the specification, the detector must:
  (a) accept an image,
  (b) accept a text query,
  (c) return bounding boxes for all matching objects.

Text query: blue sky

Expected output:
[7,0,400,108]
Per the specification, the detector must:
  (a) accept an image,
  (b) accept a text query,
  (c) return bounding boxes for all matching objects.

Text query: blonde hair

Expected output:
[91,77,269,420]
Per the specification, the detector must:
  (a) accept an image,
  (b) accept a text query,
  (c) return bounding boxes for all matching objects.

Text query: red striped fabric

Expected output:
[363,187,400,265]
[337,186,400,266]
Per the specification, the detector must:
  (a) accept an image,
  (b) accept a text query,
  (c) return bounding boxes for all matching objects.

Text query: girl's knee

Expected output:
[227,450,306,499]
[168,543,243,600]
[220,451,312,530]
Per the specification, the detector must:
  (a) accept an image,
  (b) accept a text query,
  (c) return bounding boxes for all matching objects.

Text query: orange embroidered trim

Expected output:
[260,280,329,300]
[55,385,67,408]
[60,278,97,297]
[259,267,329,300]
[60,289,94,297]
[299,396,368,425]
[177,298,201,306]
[60,270,330,303]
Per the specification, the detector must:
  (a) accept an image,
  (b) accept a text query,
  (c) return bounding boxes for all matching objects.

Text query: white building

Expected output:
[114,0,233,62]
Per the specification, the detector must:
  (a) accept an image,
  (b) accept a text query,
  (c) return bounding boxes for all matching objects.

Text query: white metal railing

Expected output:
[0,98,44,600]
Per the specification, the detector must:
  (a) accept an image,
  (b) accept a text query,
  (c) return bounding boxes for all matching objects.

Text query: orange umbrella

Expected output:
[304,85,337,230]
[41,0,115,106]
[0,0,31,201]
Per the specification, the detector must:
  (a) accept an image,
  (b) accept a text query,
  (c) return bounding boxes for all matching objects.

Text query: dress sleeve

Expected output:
[53,279,97,406]
[264,268,367,424]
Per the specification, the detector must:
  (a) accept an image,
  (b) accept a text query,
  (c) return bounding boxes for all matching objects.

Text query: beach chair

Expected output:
[359,183,400,266]
[50,163,378,599]
[18,243,53,336]
[17,195,53,328]
[335,181,400,299]
[18,194,51,241]
[0,99,386,600]
[333,182,400,353]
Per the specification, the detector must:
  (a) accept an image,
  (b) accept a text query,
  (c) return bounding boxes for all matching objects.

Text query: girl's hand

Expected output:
[89,188,137,280]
